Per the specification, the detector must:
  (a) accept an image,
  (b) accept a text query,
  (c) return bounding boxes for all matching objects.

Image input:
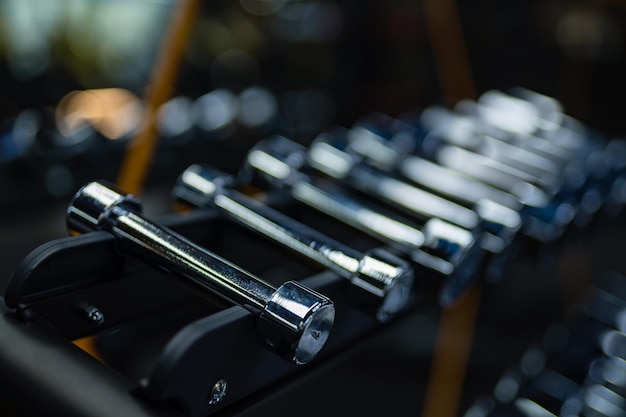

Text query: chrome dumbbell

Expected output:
[455,97,578,173]
[479,89,626,218]
[418,108,566,200]
[422,97,611,225]
[173,164,414,323]
[308,127,482,231]
[501,87,600,155]
[67,180,335,365]
[308,127,522,280]
[348,115,576,242]
[469,91,609,193]
[241,135,482,306]
[308,127,522,238]
[417,106,591,225]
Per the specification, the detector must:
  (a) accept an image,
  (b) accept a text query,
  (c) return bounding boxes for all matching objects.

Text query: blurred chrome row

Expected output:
[226,87,626,305]
[66,87,624,365]
[463,274,626,417]
[0,84,335,206]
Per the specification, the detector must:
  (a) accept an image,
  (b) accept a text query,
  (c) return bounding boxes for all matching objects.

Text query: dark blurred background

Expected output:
[0,0,625,416]
[1,0,625,210]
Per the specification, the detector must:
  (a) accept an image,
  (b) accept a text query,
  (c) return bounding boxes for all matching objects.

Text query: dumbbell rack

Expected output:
[0,194,435,417]
[1,85,625,417]
[1,189,621,417]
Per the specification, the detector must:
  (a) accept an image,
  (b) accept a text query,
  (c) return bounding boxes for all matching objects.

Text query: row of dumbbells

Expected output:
[234,87,626,301]
[66,87,625,367]
[463,274,626,417]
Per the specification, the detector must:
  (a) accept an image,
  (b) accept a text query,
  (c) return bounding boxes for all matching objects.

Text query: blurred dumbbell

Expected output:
[347,113,573,243]
[408,103,597,226]
[470,90,615,223]
[307,126,521,281]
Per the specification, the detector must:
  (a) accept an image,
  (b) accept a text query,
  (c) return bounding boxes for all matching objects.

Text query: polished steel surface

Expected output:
[308,131,481,230]
[174,164,414,322]
[346,121,575,241]
[344,127,524,236]
[67,180,335,365]
[243,135,479,305]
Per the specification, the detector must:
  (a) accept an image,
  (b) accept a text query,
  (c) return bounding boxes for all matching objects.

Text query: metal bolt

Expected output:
[67,180,335,365]
[207,379,227,405]
[84,305,105,325]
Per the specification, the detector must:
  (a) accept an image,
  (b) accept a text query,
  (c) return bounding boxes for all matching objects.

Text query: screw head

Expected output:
[208,379,227,405]
[84,305,105,325]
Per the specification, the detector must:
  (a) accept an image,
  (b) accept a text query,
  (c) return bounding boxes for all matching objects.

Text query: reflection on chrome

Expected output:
[400,156,522,210]
[247,149,294,181]
[292,181,426,248]
[436,146,554,194]
[347,126,401,170]
[371,175,479,230]
[308,139,354,179]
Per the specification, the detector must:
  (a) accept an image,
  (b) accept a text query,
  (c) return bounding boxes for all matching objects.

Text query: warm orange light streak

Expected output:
[56,88,142,140]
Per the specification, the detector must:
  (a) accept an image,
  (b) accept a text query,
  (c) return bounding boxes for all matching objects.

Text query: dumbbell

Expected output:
[483,89,626,217]
[417,108,562,194]
[241,135,482,306]
[414,104,600,225]
[67,180,335,365]
[308,127,482,231]
[307,127,523,281]
[586,356,626,399]
[346,114,576,242]
[469,91,613,217]
[464,285,626,417]
[523,297,626,415]
[172,164,415,322]
[308,127,521,240]
[501,87,600,154]
[458,93,584,165]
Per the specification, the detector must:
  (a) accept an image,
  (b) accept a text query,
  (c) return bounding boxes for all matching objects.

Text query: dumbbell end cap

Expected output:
[241,135,306,188]
[353,248,414,322]
[173,164,235,208]
[67,180,142,234]
[259,281,334,365]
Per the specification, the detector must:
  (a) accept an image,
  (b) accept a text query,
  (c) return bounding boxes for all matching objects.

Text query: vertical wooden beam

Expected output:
[75,0,201,361]
[116,0,202,195]
[422,287,482,417]
[422,0,476,101]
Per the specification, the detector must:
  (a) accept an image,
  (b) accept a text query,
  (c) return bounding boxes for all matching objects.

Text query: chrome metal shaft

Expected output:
[347,121,576,242]
[173,164,414,322]
[67,180,335,365]
[242,135,480,306]
[308,130,481,231]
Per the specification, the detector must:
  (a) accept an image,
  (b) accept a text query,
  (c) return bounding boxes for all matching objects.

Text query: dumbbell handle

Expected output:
[244,139,474,259]
[174,165,414,322]
[67,180,335,365]
[308,138,479,230]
